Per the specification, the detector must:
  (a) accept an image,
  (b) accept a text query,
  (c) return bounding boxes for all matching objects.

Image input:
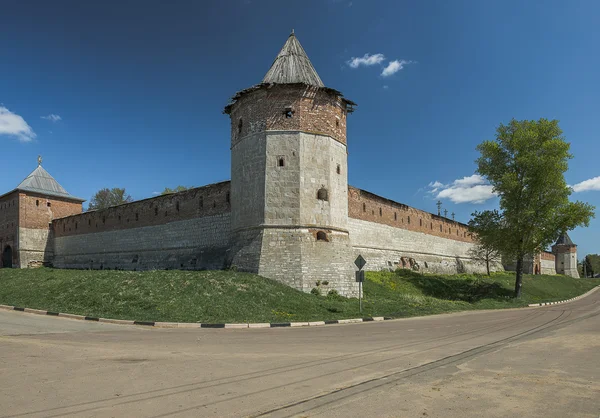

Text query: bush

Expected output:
[310,287,321,296]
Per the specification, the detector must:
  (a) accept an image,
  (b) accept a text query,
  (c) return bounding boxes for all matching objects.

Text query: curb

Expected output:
[0,304,391,329]
[527,285,600,307]
[1,286,597,330]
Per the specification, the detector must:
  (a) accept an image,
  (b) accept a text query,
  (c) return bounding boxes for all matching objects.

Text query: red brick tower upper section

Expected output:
[224,32,356,148]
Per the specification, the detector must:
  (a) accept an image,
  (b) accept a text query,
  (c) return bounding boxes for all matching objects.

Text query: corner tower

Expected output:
[225,31,358,296]
[552,232,579,278]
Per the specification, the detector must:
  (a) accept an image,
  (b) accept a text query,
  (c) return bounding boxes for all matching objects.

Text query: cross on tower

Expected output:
[444,209,448,218]
[451,212,455,221]
[436,200,442,216]
[37,155,42,166]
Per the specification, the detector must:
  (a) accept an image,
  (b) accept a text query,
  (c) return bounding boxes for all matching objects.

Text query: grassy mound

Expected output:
[0,268,598,323]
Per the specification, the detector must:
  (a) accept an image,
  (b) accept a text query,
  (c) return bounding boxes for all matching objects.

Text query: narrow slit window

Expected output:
[336,164,341,174]
[226,192,230,204]
[394,212,397,221]
[36,200,39,207]
[199,196,204,208]
[278,157,285,167]
[238,118,243,134]
[379,207,382,216]
[363,203,366,212]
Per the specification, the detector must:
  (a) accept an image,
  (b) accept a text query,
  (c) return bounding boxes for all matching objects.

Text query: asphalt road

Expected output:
[1,290,599,418]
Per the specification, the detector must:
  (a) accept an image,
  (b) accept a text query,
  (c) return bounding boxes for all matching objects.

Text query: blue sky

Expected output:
[1,0,599,257]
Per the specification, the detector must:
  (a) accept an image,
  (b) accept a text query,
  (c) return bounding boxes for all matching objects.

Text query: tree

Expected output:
[468,242,502,276]
[583,254,600,277]
[470,119,594,298]
[88,188,133,211]
[161,185,191,195]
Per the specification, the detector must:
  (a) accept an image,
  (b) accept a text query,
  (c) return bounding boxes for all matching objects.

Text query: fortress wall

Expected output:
[51,182,232,270]
[540,251,556,275]
[0,192,19,267]
[348,187,474,243]
[347,218,489,274]
[18,193,82,268]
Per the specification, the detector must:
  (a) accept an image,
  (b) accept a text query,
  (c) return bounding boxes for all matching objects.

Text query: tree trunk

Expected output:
[486,258,490,276]
[514,256,524,298]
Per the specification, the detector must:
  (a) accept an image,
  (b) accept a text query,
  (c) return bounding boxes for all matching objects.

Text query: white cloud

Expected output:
[383,85,389,89]
[347,53,386,68]
[0,106,36,142]
[572,176,600,193]
[427,174,496,204]
[381,59,413,77]
[437,184,496,204]
[41,114,62,122]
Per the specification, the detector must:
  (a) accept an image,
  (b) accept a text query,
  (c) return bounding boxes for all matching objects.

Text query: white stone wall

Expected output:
[540,259,556,275]
[556,250,579,278]
[231,132,266,230]
[348,218,493,274]
[18,227,52,268]
[52,214,231,271]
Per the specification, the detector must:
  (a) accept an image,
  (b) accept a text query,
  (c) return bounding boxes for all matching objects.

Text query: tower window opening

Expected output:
[336,164,341,174]
[136,213,139,221]
[284,107,294,118]
[420,219,422,227]
[363,203,366,212]
[155,207,158,216]
[317,187,328,201]
[316,231,328,242]
[440,225,443,232]
[278,157,285,167]
[226,192,230,204]
[88,219,91,226]
[47,202,51,207]
[379,208,382,216]
[176,202,180,212]
[394,212,397,221]
[238,118,243,134]
[336,119,340,127]
[431,222,433,229]
[408,216,411,224]
[36,200,39,207]
[199,196,204,208]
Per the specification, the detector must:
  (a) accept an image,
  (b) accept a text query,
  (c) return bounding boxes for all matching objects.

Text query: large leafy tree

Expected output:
[470,119,594,298]
[88,188,133,211]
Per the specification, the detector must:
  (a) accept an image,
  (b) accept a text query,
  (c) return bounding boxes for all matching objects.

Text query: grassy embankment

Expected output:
[0,268,598,323]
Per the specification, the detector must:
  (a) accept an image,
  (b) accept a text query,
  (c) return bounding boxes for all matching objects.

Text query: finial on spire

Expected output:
[37,155,42,167]
[291,29,295,35]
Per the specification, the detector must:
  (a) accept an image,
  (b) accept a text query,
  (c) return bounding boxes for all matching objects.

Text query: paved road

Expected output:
[1,290,599,418]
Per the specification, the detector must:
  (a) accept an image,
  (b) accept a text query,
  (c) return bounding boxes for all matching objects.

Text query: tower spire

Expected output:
[262,31,324,87]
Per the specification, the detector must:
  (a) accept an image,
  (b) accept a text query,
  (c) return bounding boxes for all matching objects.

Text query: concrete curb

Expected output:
[0,303,391,329]
[2,286,597,330]
[527,285,600,307]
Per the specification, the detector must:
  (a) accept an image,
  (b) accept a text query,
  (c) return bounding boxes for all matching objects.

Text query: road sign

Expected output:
[354,255,366,270]
[355,270,365,283]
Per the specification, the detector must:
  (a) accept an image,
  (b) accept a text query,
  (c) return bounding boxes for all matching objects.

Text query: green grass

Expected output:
[0,268,598,323]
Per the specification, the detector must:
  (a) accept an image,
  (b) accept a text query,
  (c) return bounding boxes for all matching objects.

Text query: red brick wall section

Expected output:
[53,181,231,237]
[0,192,19,257]
[228,84,348,148]
[541,251,555,261]
[348,186,474,243]
[19,193,82,230]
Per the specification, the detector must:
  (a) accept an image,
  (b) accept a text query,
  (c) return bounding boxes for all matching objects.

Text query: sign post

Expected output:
[354,255,366,314]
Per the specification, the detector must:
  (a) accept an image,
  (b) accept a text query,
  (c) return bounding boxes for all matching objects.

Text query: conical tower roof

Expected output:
[262,31,324,87]
[554,231,575,246]
[13,164,84,202]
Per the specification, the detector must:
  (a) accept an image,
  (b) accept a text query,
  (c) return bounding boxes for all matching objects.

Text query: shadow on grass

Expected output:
[396,269,513,302]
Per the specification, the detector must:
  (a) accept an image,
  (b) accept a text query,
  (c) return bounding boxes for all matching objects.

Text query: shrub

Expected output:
[310,287,321,296]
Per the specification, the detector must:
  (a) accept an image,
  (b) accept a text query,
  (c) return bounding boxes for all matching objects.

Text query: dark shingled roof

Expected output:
[262,31,324,87]
[555,231,575,246]
[10,165,85,202]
